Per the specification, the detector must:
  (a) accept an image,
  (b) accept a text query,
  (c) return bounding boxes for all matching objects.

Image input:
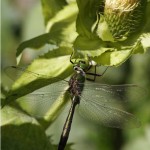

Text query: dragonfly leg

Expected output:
[70,52,74,64]
[86,66,101,81]
[86,66,109,81]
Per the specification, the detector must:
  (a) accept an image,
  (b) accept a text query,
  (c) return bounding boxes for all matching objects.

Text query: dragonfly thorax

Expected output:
[69,61,87,98]
[68,60,87,102]
[68,72,85,99]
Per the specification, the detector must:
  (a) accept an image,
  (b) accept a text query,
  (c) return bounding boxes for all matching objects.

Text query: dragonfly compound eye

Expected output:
[74,66,78,71]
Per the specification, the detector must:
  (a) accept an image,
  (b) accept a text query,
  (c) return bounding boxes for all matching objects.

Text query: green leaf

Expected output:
[41,0,67,25]
[93,49,132,66]
[16,33,52,56]
[142,1,150,32]
[45,2,78,47]
[96,15,114,42]
[74,0,150,66]
[76,0,102,37]
[1,106,39,126]
[74,35,106,50]
[73,35,113,58]
[130,34,149,55]
[16,0,150,66]
[73,35,133,66]
[1,106,54,150]
[139,33,150,52]
[16,2,78,57]
[5,47,73,105]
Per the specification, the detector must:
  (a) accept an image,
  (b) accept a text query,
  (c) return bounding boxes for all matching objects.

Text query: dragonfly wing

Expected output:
[4,66,72,118]
[4,66,69,82]
[83,81,143,102]
[9,81,69,118]
[78,89,141,128]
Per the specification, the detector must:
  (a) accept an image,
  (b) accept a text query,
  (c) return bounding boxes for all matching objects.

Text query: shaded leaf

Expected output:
[41,0,67,25]
[76,0,101,37]
[16,33,52,56]
[1,105,54,150]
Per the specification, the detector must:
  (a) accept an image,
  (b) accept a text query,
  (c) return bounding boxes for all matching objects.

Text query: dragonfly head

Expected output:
[73,60,89,76]
[70,53,97,74]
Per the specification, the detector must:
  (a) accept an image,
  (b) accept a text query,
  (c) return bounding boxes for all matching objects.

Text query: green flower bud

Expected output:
[97,0,147,41]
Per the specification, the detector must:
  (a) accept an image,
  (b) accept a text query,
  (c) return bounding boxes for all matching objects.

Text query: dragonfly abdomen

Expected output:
[58,96,79,150]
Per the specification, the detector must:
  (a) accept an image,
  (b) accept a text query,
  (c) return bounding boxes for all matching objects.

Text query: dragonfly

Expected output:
[3,57,141,150]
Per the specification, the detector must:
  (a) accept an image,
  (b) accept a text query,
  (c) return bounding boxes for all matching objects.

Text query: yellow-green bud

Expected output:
[97,0,147,41]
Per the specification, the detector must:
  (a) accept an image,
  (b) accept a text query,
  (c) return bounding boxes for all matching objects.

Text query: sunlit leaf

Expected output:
[16,2,78,57]
[45,2,78,47]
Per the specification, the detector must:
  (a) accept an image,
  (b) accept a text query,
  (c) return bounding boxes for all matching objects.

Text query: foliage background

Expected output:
[1,0,150,150]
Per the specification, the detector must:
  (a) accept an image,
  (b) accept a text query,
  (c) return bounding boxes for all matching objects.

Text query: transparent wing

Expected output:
[4,66,71,118]
[78,97,141,128]
[83,81,142,102]
[15,81,70,118]
[4,66,43,81]
[4,65,68,81]
[78,82,141,128]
